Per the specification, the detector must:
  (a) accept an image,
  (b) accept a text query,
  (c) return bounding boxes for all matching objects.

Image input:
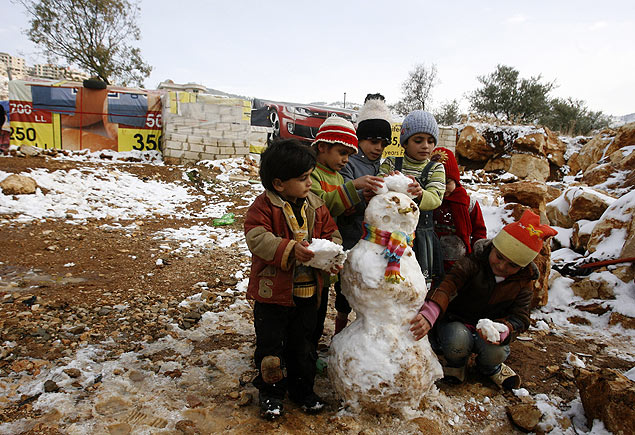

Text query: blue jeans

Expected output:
[430,321,510,376]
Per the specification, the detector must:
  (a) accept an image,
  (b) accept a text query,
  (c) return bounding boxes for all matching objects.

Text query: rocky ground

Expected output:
[0,153,632,434]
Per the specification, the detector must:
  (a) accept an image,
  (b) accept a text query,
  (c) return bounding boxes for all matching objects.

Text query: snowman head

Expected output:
[365,192,420,234]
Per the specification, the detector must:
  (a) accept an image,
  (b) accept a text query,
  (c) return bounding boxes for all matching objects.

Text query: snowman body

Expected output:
[329,191,443,414]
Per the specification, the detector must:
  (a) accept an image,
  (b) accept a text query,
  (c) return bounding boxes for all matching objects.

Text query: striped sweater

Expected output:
[310,162,361,219]
[379,154,445,211]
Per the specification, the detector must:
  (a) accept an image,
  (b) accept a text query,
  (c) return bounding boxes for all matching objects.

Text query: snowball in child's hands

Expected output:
[476,318,508,343]
[301,239,347,272]
[294,241,314,263]
[374,173,416,198]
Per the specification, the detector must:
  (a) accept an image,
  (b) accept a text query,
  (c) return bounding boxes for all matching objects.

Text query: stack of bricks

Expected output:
[438,127,458,153]
[161,91,269,164]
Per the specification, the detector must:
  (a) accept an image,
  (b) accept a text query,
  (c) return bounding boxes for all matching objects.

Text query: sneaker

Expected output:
[259,395,284,420]
[261,356,283,384]
[290,392,326,414]
[490,363,521,390]
[442,365,466,384]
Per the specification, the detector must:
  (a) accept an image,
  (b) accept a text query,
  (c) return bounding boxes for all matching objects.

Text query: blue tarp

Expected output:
[107,92,148,127]
[31,86,77,114]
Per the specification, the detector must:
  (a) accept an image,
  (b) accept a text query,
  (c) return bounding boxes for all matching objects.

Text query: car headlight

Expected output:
[294,106,313,117]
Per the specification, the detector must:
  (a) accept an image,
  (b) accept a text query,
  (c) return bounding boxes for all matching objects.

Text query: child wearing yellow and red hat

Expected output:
[431,147,487,273]
[410,210,557,390]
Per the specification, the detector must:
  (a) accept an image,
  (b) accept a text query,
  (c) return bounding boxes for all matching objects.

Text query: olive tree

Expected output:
[17,0,152,86]
[393,63,439,116]
[469,64,555,123]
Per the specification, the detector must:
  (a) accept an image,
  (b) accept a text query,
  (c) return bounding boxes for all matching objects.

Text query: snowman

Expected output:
[329,183,443,415]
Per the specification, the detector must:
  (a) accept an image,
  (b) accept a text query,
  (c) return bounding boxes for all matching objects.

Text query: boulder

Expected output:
[587,191,635,258]
[483,156,511,173]
[571,220,595,252]
[609,312,635,330]
[570,276,614,300]
[506,403,542,432]
[575,367,635,435]
[456,126,493,161]
[508,153,550,182]
[612,122,635,151]
[581,163,613,186]
[514,133,545,155]
[0,174,38,195]
[567,129,617,175]
[568,188,615,222]
[544,127,567,167]
[500,181,550,212]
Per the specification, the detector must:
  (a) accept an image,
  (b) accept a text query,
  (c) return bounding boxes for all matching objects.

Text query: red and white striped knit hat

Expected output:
[312,116,358,153]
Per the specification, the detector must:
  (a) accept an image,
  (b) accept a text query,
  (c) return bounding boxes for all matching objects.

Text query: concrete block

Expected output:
[188,136,204,145]
[223,131,239,139]
[231,122,249,132]
[205,145,220,154]
[219,146,235,154]
[189,144,204,153]
[234,146,250,154]
[164,140,184,150]
[183,151,201,161]
[168,133,188,142]
[219,106,232,115]
[199,152,215,161]
[203,104,220,115]
[216,123,231,131]
[164,148,184,158]
[217,139,233,148]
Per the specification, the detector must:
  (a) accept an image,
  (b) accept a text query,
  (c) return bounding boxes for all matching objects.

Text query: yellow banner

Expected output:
[382,123,404,158]
[9,121,56,149]
[118,128,163,152]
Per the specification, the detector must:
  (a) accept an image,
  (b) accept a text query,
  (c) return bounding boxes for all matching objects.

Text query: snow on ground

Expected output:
[0,149,633,434]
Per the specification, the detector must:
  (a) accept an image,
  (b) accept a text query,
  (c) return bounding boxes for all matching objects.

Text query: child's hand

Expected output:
[406,175,423,199]
[476,328,500,345]
[352,175,384,192]
[409,313,431,341]
[328,264,343,275]
[362,188,376,202]
[294,241,314,263]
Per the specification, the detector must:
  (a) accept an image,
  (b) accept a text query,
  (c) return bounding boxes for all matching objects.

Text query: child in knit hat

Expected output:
[379,110,446,282]
[431,147,487,272]
[410,210,557,390]
[333,93,393,335]
[309,115,385,347]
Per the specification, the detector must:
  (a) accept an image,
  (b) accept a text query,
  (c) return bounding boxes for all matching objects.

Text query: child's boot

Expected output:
[442,364,466,384]
[489,363,521,390]
[334,312,348,336]
[259,394,284,420]
[290,391,326,415]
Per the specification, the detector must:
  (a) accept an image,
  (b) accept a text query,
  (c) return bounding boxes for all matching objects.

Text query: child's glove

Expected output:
[476,318,509,344]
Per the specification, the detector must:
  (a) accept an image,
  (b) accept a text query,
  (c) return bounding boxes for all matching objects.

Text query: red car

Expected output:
[252,99,357,143]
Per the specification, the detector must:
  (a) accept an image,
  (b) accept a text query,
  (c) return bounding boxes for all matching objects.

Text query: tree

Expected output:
[17,0,152,86]
[394,63,438,116]
[434,99,461,125]
[539,97,610,136]
[469,64,555,123]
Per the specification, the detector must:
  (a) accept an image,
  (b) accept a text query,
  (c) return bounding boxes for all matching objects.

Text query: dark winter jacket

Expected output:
[337,148,381,249]
[244,190,342,307]
[426,239,537,344]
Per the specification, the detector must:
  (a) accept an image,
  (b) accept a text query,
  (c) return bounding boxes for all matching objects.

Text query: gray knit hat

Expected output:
[399,110,439,145]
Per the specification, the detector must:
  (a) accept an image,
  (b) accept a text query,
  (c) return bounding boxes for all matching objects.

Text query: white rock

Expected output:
[566,352,586,368]
[476,318,508,342]
[301,238,347,271]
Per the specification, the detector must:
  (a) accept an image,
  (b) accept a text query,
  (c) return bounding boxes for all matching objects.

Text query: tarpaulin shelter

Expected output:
[8,79,163,152]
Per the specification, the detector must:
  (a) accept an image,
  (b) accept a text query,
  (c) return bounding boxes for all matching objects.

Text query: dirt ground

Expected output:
[0,154,631,434]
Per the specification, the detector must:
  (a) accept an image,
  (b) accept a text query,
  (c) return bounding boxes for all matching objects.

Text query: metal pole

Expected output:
[343,92,346,108]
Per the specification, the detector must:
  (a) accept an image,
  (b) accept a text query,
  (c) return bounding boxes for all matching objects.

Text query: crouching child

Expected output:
[244,139,342,420]
[410,210,557,390]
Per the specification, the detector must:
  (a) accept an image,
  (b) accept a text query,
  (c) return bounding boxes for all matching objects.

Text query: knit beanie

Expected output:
[312,116,358,153]
[492,210,558,267]
[356,97,393,143]
[431,147,460,183]
[400,110,439,145]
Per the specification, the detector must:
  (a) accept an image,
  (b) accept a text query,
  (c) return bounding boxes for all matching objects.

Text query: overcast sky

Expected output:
[2,0,634,116]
